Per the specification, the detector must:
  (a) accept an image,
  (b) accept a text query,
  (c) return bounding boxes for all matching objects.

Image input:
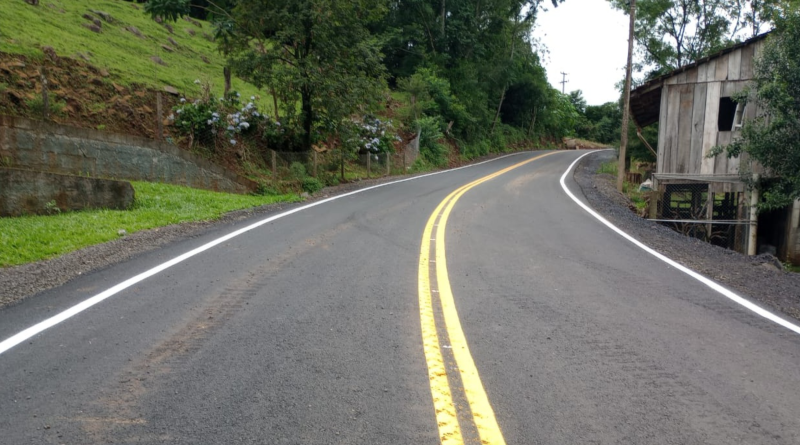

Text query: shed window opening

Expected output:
[718,97,738,131]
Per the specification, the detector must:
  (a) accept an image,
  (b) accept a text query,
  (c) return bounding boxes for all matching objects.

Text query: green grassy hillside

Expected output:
[0,0,258,99]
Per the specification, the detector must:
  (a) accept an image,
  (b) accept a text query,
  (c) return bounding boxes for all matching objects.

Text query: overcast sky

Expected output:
[534,0,630,106]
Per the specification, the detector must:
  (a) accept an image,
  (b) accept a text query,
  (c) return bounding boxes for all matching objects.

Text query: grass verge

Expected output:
[0,182,300,267]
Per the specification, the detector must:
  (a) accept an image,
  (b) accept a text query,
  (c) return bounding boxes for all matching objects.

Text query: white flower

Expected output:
[180,98,186,103]
[194,79,201,84]
[168,114,175,120]
[227,125,235,131]
[236,92,241,97]
[230,139,237,145]
[176,109,182,114]
[207,120,213,125]
[239,122,250,129]
[212,112,219,118]
[250,96,255,101]
[253,111,260,117]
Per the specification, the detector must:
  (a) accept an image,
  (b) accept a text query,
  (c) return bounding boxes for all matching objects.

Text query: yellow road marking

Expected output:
[418,152,558,444]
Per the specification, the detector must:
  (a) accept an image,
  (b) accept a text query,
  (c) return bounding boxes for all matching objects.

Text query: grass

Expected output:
[0,181,300,267]
[0,0,261,100]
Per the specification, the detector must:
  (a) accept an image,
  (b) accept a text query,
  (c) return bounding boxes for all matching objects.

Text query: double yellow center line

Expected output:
[418,152,557,445]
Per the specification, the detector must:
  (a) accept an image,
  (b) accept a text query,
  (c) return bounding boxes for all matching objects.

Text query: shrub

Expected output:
[289,161,307,180]
[416,116,447,167]
[302,177,323,194]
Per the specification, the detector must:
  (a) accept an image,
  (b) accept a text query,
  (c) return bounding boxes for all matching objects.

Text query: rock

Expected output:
[168,37,179,48]
[117,229,127,237]
[89,78,104,86]
[82,23,102,34]
[99,69,109,77]
[200,55,210,64]
[92,18,102,28]
[185,28,196,36]
[125,26,145,39]
[150,56,167,66]
[154,16,163,24]
[112,83,126,94]
[160,45,174,53]
[163,85,179,95]
[82,13,94,22]
[130,3,139,9]
[163,23,173,34]
[76,52,91,62]
[41,46,58,61]
[202,32,214,42]
[301,192,310,198]
[90,10,114,23]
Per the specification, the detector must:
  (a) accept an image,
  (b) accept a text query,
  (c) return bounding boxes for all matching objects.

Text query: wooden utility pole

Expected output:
[559,72,568,94]
[617,0,636,193]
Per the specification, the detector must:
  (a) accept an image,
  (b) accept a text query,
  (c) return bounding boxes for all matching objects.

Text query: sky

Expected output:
[534,0,631,106]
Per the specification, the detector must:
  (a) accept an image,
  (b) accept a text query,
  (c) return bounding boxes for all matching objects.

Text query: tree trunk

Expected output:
[270,87,280,122]
[527,108,537,137]
[301,86,313,152]
[223,66,231,97]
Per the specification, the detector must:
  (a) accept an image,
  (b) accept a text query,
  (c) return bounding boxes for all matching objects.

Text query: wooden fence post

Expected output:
[366,153,371,178]
[272,150,277,186]
[386,153,390,176]
[156,92,164,141]
[313,151,318,178]
[39,67,49,120]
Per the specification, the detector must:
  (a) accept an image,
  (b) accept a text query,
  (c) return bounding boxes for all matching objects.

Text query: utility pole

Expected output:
[617,0,636,193]
[559,72,569,94]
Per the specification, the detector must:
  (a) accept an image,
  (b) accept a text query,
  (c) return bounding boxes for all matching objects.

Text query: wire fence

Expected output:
[649,180,751,253]
[1,62,421,190]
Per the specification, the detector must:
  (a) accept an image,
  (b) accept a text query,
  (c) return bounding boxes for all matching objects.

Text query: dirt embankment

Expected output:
[0,51,177,139]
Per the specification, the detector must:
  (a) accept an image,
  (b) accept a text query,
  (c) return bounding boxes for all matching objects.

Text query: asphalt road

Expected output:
[1,150,799,444]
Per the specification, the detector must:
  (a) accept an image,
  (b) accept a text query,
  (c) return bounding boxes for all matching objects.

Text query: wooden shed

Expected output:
[630,33,800,264]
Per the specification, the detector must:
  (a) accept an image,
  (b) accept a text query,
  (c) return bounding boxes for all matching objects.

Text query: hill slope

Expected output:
[0,0,257,99]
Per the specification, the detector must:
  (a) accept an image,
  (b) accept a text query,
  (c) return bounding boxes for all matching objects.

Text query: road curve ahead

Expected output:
[1,150,799,444]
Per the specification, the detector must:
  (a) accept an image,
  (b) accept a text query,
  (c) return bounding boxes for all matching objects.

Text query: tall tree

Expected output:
[222,0,388,151]
[608,0,733,73]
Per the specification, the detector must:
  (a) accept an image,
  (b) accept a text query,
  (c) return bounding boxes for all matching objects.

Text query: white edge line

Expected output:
[560,150,800,335]
[0,151,535,356]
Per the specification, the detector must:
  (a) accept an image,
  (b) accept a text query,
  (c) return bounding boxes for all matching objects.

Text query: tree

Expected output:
[222,0,388,151]
[143,0,191,22]
[715,9,800,210]
[608,0,733,73]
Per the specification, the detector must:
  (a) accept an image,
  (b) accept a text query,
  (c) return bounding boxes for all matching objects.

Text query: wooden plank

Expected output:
[696,63,708,83]
[657,85,670,174]
[701,82,721,174]
[665,75,678,85]
[715,55,729,81]
[728,48,742,80]
[690,83,708,174]
[676,72,688,85]
[740,44,755,79]
[715,131,731,175]
[677,87,694,172]
[666,86,682,173]
[686,67,699,83]
[706,59,717,82]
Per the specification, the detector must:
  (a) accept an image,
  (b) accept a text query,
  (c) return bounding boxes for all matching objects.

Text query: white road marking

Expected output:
[0,152,534,356]
[560,150,800,335]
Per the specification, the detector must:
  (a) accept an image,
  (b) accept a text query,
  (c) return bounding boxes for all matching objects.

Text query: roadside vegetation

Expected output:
[0,182,299,267]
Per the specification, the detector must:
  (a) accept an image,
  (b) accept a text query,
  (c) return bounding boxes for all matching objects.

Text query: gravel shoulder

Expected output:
[574,150,800,322]
[3,149,799,324]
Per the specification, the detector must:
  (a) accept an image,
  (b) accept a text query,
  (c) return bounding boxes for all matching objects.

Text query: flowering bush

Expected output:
[169,90,269,149]
[356,115,396,153]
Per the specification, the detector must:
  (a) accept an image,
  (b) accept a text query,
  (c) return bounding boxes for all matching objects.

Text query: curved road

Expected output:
[1,150,799,444]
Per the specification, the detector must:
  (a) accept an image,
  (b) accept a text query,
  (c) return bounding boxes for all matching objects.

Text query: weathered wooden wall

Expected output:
[656,40,766,181]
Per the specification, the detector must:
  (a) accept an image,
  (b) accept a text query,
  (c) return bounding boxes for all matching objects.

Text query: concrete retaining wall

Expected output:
[0,168,134,216]
[0,115,256,194]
